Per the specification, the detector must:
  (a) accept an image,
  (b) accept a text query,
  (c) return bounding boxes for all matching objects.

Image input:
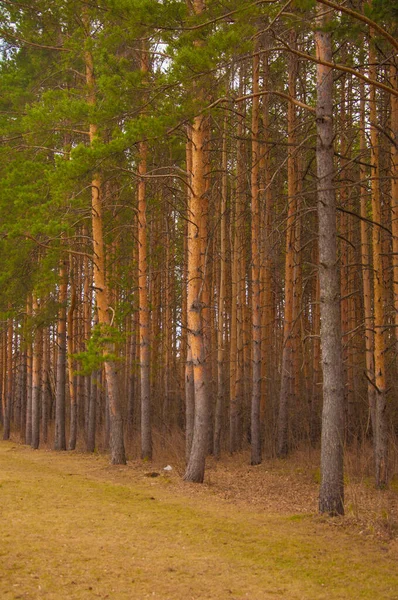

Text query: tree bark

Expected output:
[251,51,262,465]
[31,297,42,450]
[41,326,50,445]
[359,73,377,438]
[229,71,245,454]
[390,62,398,355]
[214,114,228,459]
[277,34,298,458]
[84,6,126,464]
[369,35,388,487]
[68,265,77,450]
[55,259,67,451]
[2,318,13,440]
[184,121,209,477]
[316,4,345,516]
[86,370,98,453]
[138,44,152,461]
[183,113,209,483]
[25,295,33,446]
[183,0,210,483]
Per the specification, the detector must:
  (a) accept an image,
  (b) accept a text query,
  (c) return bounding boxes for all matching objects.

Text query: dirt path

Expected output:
[0,442,397,600]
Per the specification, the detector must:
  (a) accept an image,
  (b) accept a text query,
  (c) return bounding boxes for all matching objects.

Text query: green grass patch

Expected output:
[0,442,397,599]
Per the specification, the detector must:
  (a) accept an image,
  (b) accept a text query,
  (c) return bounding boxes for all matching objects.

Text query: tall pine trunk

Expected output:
[183,113,209,482]
[84,7,126,464]
[359,73,377,437]
[183,0,210,483]
[31,297,42,450]
[214,115,228,458]
[68,266,77,450]
[277,35,298,458]
[54,260,67,451]
[316,4,345,516]
[251,51,262,465]
[369,35,388,487]
[138,44,152,461]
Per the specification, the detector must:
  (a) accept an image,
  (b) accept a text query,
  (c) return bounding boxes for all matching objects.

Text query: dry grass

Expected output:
[147,430,398,542]
[0,440,397,599]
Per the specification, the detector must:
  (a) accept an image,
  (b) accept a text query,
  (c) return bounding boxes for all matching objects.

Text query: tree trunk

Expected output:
[31,299,42,450]
[25,295,33,446]
[260,51,274,448]
[359,74,377,437]
[214,115,227,459]
[229,71,245,454]
[277,34,298,458]
[369,36,388,487]
[41,327,50,445]
[183,114,209,481]
[68,266,77,450]
[316,4,345,516]
[2,318,13,440]
[251,51,262,465]
[390,62,398,355]
[84,7,126,464]
[86,370,98,453]
[83,223,93,449]
[138,44,152,460]
[55,259,67,451]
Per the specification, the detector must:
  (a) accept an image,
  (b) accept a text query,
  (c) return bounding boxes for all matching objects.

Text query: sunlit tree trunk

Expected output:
[183,0,210,483]
[316,4,345,515]
[185,132,195,461]
[31,296,42,450]
[184,111,209,482]
[84,7,126,464]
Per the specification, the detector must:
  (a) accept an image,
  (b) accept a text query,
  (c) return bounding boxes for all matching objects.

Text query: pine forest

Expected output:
[0,0,398,521]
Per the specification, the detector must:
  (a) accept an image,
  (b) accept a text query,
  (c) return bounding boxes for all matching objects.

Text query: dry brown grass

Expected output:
[145,431,398,544]
[2,437,397,600]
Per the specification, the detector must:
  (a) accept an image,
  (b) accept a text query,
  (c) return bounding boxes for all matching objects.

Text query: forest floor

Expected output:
[0,440,397,600]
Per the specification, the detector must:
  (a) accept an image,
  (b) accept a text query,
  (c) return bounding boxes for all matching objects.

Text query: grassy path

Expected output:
[0,442,397,600]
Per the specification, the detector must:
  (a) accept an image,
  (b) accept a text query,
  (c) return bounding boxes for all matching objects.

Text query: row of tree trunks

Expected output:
[1,8,397,514]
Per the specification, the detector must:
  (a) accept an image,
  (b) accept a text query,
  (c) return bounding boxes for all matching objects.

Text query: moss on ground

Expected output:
[0,442,397,600]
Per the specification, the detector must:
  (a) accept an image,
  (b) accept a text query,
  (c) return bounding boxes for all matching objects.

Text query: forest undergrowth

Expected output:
[0,438,397,600]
